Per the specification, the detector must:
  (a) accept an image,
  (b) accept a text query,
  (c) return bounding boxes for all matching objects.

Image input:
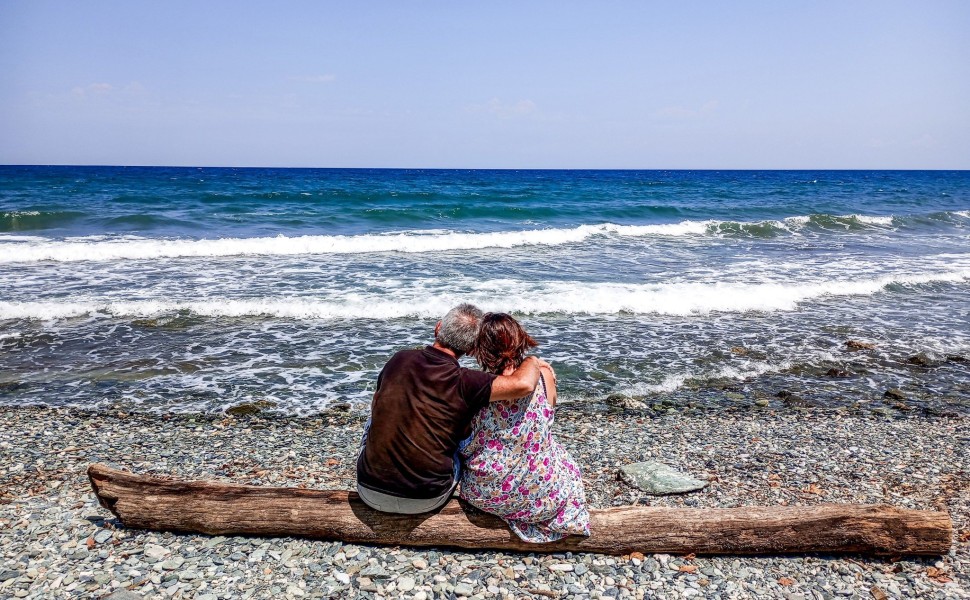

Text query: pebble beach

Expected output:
[2,169,970,598]
[4,0,970,593]
[2,403,967,599]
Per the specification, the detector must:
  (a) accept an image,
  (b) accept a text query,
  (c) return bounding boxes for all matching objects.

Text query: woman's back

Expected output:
[460,372,589,542]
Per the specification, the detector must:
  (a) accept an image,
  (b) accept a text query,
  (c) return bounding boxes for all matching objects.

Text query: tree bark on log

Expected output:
[87,463,952,556]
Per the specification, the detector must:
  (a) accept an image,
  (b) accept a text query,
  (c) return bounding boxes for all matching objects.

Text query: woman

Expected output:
[459,313,590,543]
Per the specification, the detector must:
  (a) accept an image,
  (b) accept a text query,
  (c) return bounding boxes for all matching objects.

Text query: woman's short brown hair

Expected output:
[474,313,538,375]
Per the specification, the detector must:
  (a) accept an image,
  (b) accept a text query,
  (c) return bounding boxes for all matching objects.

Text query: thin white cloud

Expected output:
[68,82,147,99]
[71,82,114,97]
[466,98,537,119]
[289,74,336,83]
[653,99,719,120]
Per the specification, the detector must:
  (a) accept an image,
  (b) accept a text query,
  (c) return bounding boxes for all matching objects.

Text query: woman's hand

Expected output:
[535,357,557,385]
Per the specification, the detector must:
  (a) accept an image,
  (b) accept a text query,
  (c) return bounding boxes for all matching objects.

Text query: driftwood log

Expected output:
[88,464,952,556]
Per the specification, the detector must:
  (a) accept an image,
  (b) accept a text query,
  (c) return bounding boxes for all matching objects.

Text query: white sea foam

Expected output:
[0,225,618,263]
[600,221,712,236]
[0,212,921,263]
[0,235,50,242]
[851,214,895,225]
[617,359,795,396]
[2,270,966,322]
[625,373,691,394]
[783,216,811,225]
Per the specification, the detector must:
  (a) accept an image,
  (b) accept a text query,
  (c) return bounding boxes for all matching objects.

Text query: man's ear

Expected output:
[434,321,442,338]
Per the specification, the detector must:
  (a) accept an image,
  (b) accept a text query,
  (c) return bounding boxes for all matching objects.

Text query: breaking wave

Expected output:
[0,211,965,264]
[3,270,966,321]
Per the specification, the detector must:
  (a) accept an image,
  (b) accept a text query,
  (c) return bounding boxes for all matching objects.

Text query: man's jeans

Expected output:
[356,418,461,515]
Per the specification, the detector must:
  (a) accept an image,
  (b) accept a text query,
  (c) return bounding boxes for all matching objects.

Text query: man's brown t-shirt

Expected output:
[356,346,496,499]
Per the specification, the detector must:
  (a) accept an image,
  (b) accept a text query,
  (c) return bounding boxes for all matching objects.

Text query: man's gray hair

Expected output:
[437,303,484,354]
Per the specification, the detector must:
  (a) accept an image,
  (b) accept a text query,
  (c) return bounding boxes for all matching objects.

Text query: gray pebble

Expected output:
[1,406,967,600]
[93,529,113,544]
[104,592,143,600]
[360,564,389,579]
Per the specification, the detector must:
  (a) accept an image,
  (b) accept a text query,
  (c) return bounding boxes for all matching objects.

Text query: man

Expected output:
[356,303,543,514]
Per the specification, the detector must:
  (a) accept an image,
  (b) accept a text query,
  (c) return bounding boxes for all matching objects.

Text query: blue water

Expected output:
[1,167,968,414]
[2,166,968,237]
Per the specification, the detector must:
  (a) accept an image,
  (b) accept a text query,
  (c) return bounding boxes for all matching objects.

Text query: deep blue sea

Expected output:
[1,166,968,414]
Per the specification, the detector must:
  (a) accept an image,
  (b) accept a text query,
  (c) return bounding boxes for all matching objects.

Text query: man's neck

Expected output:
[431,342,461,360]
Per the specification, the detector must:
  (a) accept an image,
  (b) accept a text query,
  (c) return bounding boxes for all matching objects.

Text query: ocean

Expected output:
[1,166,968,415]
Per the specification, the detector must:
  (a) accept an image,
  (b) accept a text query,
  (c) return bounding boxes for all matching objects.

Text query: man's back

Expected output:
[356,346,494,499]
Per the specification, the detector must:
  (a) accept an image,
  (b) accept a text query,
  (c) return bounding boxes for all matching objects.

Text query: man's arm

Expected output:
[489,356,541,401]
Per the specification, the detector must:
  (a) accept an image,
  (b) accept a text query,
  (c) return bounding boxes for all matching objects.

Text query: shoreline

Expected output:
[1,405,967,599]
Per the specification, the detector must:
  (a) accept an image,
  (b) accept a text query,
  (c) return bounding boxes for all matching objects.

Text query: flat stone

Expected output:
[907,353,938,367]
[226,400,277,417]
[360,564,389,579]
[605,394,647,411]
[143,544,169,559]
[105,592,144,600]
[619,461,709,495]
[454,583,475,596]
[203,536,227,548]
[397,576,416,592]
[94,529,113,543]
[0,570,20,582]
[159,557,184,570]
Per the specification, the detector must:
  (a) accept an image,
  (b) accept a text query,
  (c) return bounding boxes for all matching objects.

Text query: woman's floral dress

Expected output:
[459,374,590,543]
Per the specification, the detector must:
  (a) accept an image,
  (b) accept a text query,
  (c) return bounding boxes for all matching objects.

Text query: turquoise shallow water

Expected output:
[1,167,968,414]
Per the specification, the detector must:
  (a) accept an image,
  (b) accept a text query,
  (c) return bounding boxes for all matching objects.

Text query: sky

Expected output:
[0,1,968,169]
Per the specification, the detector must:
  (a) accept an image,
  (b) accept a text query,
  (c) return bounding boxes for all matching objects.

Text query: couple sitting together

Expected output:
[356,304,590,543]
